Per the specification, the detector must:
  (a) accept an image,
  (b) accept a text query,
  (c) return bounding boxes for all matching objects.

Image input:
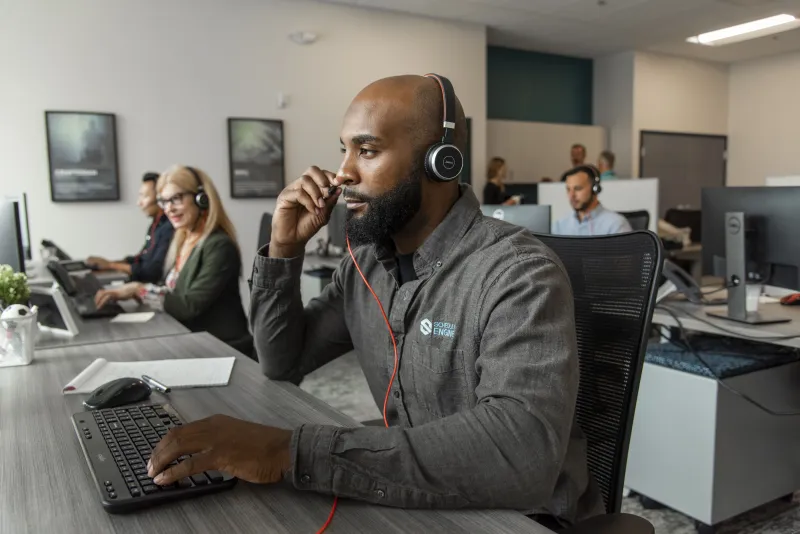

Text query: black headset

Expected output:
[185,166,210,210]
[562,165,602,195]
[422,73,463,182]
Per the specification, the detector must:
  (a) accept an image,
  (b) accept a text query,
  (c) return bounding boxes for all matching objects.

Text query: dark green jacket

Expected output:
[163,230,252,355]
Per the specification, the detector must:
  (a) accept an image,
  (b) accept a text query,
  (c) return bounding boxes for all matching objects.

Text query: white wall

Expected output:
[486,120,606,183]
[593,52,636,177]
[728,50,800,186]
[593,52,729,178]
[633,52,729,177]
[0,0,487,305]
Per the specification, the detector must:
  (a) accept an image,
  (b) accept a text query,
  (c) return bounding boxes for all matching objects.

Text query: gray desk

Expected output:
[36,302,190,350]
[625,299,800,529]
[0,332,553,534]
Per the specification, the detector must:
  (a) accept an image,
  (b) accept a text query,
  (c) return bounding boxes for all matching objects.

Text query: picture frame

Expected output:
[44,111,120,202]
[228,117,285,198]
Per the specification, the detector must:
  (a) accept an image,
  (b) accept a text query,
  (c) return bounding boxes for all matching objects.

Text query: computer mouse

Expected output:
[83,377,152,410]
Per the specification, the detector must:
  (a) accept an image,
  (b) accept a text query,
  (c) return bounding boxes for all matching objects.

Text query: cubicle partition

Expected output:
[537,178,659,232]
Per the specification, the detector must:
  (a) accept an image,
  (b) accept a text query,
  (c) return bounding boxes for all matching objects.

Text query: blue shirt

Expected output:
[600,170,617,180]
[552,204,633,236]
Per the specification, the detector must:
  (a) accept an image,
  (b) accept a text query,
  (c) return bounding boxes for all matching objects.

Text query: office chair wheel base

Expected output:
[694,520,716,534]
[639,496,666,510]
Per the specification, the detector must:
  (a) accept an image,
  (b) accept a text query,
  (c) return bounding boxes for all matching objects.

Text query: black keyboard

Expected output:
[72,404,236,513]
[74,295,123,318]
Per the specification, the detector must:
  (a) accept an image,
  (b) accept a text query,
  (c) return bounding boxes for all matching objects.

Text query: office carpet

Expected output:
[300,352,800,534]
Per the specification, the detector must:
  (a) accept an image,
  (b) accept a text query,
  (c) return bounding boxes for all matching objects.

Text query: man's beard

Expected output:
[573,197,593,213]
[344,165,424,248]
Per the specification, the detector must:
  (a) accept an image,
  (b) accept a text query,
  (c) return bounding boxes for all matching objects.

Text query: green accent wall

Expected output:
[487,46,593,125]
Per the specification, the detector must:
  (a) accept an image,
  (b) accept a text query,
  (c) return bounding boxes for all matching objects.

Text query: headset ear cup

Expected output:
[195,189,210,210]
[425,143,463,182]
[593,181,602,195]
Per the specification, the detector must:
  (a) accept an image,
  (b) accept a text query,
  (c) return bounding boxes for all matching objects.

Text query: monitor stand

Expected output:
[706,212,790,325]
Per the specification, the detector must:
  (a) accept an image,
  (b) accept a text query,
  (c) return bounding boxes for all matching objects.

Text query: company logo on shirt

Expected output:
[420,318,456,338]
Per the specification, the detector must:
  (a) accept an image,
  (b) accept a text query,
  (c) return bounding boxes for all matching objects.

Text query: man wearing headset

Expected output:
[86,171,174,283]
[552,165,632,236]
[146,75,603,529]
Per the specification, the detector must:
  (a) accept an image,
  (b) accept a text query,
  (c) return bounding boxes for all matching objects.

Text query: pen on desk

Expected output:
[141,374,171,394]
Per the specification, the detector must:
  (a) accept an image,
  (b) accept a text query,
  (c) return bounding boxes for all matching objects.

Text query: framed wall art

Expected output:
[228,117,285,198]
[45,111,120,202]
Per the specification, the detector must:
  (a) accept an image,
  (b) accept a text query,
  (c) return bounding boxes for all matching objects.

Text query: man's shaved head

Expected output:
[337,74,467,253]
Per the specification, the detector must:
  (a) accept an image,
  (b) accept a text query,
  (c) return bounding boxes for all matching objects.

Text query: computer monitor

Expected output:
[4,193,31,260]
[0,201,26,273]
[328,204,347,250]
[702,187,800,291]
[702,186,800,324]
[480,204,551,234]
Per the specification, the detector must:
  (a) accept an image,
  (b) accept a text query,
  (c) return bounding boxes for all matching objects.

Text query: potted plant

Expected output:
[0,264,36,368]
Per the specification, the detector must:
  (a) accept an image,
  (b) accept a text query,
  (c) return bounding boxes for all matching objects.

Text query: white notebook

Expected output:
[62,357,236,395]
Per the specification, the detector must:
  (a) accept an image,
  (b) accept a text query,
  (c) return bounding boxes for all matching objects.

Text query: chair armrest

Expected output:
[560,513,654,534]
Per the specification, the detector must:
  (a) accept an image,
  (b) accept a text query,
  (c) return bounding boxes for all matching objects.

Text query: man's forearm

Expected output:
[249,251,353,382]
[288,400,565,511]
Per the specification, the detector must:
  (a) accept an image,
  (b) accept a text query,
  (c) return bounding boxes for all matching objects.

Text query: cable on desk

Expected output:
[655,304,800,417]
[658,303,800,342]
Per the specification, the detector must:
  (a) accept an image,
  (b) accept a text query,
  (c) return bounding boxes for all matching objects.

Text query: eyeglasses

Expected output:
[157,192,192,209]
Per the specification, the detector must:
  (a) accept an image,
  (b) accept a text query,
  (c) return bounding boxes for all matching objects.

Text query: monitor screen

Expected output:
[328,204,347,249]
[4,193,31,261]
[702,186,800,291]
[480,204,551,234]
[0,201,25,272]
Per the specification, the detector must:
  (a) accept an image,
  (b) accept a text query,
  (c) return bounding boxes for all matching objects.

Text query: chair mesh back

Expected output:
[535,231,662,514]
[257,213,272,250]
[619,210,650,231]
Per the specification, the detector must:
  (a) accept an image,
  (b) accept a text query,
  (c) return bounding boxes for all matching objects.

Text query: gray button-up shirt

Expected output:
[249,185,603,524]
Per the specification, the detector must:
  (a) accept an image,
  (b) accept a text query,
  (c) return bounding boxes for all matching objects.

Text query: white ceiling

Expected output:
[315,0,800,62]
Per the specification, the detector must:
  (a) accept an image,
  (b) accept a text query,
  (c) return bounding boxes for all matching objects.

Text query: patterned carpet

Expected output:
[300,352,800,534]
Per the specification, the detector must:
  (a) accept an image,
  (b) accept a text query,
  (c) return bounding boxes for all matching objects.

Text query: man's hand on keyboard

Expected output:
[147,414,293,485]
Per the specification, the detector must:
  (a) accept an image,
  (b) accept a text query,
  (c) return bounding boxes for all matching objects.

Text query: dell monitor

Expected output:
[328,204,347,250]
[0,201,26,273]
[4,193,31,261]
[480,204,551,234]
[701,186,800,324]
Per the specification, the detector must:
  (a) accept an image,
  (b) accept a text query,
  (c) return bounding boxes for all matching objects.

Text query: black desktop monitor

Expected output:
[702,186,800,291]
[0,201,26,272]
[328,204,347,250]
[4,193,31,260]
[480,204,551,234]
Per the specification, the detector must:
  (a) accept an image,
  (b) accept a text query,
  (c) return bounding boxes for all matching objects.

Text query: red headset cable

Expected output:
[316,236,399,533]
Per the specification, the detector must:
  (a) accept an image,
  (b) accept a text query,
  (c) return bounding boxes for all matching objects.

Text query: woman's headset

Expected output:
[422,73,463,182]
[185,166,210,210]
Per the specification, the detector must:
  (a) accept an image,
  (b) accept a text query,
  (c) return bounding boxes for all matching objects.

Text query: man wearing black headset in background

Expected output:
[146,74,603,529]
[552,165,632,236]
[86,171,174,282]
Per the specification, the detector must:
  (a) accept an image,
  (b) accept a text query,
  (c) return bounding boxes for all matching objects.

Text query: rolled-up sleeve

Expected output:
[286,256,579,511]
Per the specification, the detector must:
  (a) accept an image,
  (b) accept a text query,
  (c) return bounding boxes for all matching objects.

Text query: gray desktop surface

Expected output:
[0,332,553,534]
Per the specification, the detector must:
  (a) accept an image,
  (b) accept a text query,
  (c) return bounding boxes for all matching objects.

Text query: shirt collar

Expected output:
[374,184,480,278]
[574,203,605,222]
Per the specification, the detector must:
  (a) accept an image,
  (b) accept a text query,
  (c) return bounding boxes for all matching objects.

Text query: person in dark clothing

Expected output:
[87,172,174,283]
[94,166,252,356]
[482,157,519,205]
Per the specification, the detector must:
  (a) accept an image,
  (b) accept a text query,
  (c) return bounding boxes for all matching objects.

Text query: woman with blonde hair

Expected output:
[482,157,519,205]
[95,165,252,356]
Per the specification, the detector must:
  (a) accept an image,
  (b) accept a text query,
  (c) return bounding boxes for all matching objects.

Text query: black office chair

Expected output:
[619,210,650,231]
[257,213,272,250]
[535,231,663,534]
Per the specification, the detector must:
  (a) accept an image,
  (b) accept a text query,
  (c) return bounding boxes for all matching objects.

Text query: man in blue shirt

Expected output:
[598,150,617,180]
[552,165,632,236]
